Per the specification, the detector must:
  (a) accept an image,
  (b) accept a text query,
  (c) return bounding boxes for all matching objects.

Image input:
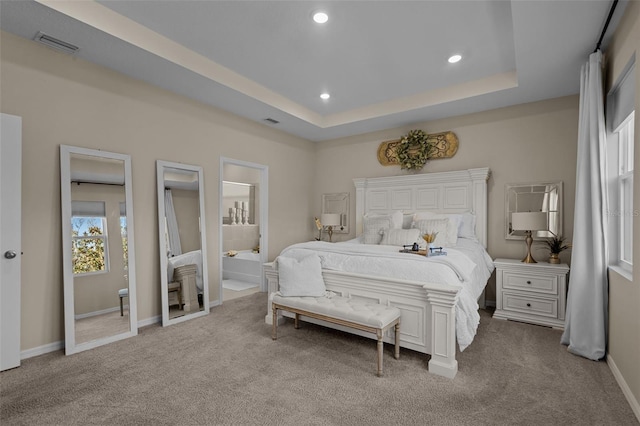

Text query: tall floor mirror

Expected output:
[60,145,138,355]
[156,160,209,326]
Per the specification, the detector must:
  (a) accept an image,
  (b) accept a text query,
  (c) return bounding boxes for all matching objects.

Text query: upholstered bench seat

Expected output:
[271,293,401,376]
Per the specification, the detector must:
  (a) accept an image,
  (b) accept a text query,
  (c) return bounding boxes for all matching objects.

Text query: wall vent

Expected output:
[263,118,280,124]
[33,32,79,55]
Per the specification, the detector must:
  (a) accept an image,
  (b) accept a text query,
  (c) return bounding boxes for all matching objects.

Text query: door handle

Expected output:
[4,250,17,259]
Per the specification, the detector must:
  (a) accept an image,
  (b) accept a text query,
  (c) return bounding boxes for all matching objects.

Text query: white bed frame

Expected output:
[264,168,490,378]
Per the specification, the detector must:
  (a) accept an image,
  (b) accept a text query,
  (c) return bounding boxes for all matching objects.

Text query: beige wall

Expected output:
[605,0,640,416]
[315,95,579,301]
[0,31,316,352]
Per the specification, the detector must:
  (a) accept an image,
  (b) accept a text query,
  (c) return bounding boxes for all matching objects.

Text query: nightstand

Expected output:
[493,258,569,329]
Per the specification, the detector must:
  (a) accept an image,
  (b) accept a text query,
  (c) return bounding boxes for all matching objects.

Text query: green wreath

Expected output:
[397,129,429,170]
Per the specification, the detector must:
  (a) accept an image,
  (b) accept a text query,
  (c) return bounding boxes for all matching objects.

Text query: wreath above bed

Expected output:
[396,129,429,170]
[378,130,459,170]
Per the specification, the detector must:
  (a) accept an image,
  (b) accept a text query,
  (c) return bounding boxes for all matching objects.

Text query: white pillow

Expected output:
[364,211,403,229]
[459,212,477,239]
[414,211,463,238]
[402,213,414,229]
[277,254,326,297]
[413,218,457,247]
[380,228,421,246]
[362,216,391,244]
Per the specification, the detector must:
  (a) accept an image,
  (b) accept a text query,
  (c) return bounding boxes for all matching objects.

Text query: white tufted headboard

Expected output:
[353,168,491,248]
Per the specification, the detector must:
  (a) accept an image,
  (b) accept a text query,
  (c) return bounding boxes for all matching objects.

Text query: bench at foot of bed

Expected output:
[271,293,401,377]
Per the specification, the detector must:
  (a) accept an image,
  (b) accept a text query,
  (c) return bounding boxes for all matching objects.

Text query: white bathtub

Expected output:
[223,250,261,284]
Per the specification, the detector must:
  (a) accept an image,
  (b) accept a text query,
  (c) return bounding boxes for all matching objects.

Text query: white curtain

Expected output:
[561,51,608,360]
[164,189,182,257]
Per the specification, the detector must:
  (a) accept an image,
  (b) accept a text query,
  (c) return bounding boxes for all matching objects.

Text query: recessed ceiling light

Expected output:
[448,54,462,64]
[320,93,330,100]
[313,12,329,24]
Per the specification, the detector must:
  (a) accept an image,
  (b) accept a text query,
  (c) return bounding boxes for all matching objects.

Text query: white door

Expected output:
[0,113,22,371]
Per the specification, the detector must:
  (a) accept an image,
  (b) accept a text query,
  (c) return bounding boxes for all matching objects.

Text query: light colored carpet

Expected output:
[1,292,637,425]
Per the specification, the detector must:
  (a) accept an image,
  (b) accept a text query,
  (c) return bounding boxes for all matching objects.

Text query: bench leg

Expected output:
[272,306,277,340]
[376,330,384,377]
[394,322,400,360]
[120,296,124,316]
[294,313,300,329]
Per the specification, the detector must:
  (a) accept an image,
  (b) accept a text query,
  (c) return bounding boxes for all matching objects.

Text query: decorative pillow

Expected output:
[459,212,477,239]
[364,210,403,229]
[277,254,326,297]
[413,218,457,247]
[362,216,392,244]
[380,228,421,246]
[402,213,414,229]
[414,211,463,239]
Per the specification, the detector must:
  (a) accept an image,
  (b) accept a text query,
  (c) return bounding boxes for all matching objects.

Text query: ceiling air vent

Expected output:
[263,118,280,124]
[33,32,79,55]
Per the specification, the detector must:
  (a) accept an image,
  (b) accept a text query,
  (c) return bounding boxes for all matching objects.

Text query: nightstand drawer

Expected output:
[502,272,557,295]
[502,292,558,318]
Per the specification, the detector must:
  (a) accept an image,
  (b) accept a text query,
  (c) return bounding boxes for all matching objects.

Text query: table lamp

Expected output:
[511,212,547,263]
[321,213,341,242]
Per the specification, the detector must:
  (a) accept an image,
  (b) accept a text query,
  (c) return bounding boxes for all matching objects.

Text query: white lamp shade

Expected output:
[511,212,548,231]
[321,213,341,227]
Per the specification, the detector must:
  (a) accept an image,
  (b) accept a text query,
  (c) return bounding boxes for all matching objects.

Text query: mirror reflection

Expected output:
[506,182,563,240]
[60,146,138,355]
[222,181,255,225]
[321,192,349,234]
[157,161,209,325]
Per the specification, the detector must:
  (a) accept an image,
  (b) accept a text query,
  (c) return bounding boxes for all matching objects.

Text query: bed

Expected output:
[264,168,492,378]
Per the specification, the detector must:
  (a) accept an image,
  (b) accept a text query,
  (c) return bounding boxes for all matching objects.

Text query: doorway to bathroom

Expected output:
[219,158,268,302]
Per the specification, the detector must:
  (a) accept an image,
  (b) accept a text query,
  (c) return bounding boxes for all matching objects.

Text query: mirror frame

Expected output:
[321,192,350,234]
[60,145,138,355]
[505,181,563,240]
[156,160,209,326]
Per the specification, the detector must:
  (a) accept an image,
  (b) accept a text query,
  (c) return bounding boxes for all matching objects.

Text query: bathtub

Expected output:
[223,250,261,284]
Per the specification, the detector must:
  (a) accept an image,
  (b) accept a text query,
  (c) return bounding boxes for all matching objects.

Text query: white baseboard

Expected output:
[138,315,161,328]
[21,315,165,360]
[607,354,640,422]
[21,340,64,360]
[75,305,123,320]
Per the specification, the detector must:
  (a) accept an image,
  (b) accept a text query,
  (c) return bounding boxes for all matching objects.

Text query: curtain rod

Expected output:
[594,0,619,52]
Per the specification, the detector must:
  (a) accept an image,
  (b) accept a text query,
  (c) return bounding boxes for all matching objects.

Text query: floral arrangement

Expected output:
[397,129,430,170]
[314,217,323,241]
[422,232,438,244]
[541,235,571,254]
[538,234,571,264]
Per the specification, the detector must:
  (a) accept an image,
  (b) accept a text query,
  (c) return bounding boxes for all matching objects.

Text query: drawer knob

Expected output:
[526,280,532,284]
[526,303,531,307]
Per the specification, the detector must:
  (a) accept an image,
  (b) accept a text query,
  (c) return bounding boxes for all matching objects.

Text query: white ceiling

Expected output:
[0,0,627,141]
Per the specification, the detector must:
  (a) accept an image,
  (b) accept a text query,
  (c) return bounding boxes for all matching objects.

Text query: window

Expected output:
[71,201,109,275]
[607,112,634,273]
[606,59,635,277]
[120,202,128,270]
[617,113,634,268]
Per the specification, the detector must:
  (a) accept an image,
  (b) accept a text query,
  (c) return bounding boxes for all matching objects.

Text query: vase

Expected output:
[427,243,435,256]
[549,253,560,264]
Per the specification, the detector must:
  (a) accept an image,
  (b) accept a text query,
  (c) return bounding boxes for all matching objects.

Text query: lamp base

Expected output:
[521,231,537,263]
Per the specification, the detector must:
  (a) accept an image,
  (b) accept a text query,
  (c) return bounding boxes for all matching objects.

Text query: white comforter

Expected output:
[278,238,494,351]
